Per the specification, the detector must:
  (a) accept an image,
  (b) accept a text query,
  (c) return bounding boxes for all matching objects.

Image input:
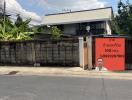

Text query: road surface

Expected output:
[0,75,131,100]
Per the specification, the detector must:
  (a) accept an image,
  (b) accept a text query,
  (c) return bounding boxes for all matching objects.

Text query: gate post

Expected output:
[32,41,40,67]
[86,36,93,70]
[79,37,84,69]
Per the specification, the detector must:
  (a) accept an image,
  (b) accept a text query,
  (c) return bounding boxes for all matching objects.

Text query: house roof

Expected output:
[42,7,113,25]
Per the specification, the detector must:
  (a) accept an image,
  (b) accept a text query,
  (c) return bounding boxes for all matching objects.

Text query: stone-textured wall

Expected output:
[0,39,79,67]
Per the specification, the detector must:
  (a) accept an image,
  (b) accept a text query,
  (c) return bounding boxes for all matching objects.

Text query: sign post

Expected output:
[95,38,125,71]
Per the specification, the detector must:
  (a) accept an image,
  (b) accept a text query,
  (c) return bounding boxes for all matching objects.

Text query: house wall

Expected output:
[61,21,109,35]
[63,24,78,35]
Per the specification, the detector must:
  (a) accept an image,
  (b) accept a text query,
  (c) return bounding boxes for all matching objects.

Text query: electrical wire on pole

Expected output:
[3,0,6,34]
[127,0,130,6]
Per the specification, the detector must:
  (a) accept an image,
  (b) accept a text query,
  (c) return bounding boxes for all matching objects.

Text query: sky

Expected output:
[0,0,132,25]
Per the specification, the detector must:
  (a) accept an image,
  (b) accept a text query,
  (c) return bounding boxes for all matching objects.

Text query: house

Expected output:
[42,7,113,36]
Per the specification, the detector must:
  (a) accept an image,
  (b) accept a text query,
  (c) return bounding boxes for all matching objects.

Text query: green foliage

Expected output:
[15,14,23,27]
[36,26,46,32]
[50,26,61,40]
[0,14,33,41]
[9,25,33,41]
[0,16,3,24]
[112,0,132,36]
[31,25,50,33]
[15,14,31,32]
[0,23,12,41]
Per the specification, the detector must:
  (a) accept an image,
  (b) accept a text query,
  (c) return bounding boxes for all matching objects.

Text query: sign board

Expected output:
[95,38,125,71]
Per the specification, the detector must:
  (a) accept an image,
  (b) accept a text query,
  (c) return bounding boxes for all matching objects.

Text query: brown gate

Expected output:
[84,42,88,69]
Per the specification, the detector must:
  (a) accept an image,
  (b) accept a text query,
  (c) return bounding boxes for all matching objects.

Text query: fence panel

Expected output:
[0,39,79,67]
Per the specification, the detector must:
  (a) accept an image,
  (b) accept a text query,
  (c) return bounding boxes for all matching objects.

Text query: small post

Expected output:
[32,41,40,67]
[106,21,112,35]
[86,25,93,70]
[86,36,93,70]
[78,37,84,69]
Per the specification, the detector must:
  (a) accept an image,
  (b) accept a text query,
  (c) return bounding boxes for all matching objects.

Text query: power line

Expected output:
[3,0,6,34]
[0,1,41,26]
[6,11,42,22]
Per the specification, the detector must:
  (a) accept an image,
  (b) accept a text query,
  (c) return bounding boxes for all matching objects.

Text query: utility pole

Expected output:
[126,0,129,5]
[3,0,6,34]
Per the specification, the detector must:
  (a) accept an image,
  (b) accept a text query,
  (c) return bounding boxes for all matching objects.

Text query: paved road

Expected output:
[0,75,131,100]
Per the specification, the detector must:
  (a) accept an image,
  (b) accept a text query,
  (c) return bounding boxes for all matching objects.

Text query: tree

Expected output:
[112,0,132,36]
[50,26,61,40]
[0,14,34,41]
[10,15,33,40]
[15,14,31,32]
[0,17,14,41]
[15,14,23,27]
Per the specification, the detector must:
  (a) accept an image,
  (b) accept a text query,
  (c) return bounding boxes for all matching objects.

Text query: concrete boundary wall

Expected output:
[0,39,79,67]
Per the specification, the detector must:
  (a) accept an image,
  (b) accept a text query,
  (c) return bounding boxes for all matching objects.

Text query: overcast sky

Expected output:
[0,0,132,25]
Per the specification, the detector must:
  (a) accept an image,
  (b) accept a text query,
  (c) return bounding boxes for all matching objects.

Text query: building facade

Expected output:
[42,7,113,36]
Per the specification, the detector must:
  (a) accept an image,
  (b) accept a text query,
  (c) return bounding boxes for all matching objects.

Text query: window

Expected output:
[57,25,64,31]
[90,21,106,35]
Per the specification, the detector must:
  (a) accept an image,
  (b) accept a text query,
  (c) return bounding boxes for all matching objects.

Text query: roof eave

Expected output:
[43,18,111,26]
